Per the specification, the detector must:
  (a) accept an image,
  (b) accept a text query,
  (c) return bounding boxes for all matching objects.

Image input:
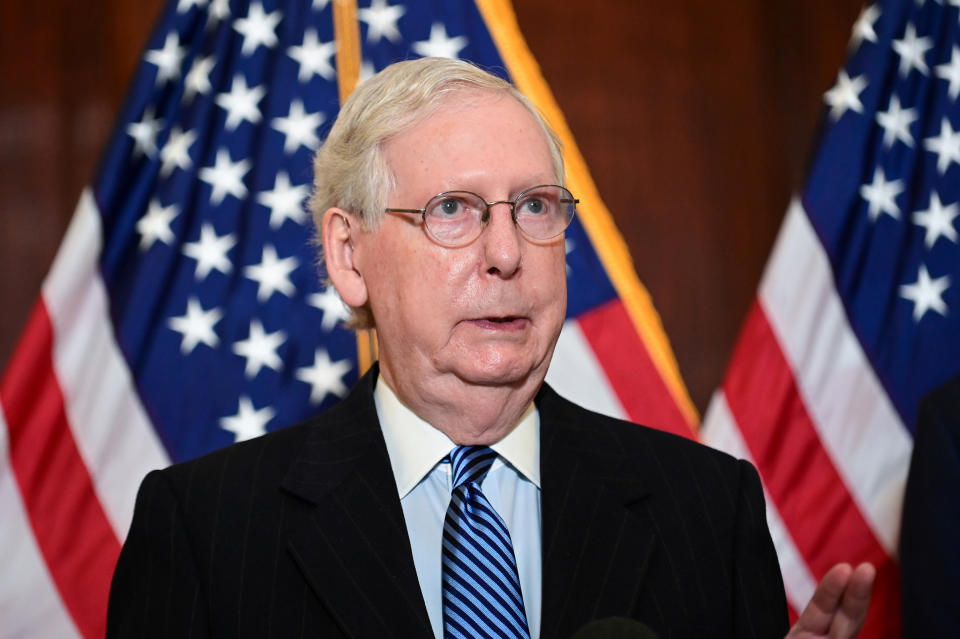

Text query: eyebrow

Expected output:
[437,178,561,200]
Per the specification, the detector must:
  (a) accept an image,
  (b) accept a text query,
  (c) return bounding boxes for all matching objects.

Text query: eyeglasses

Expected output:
[384,184,578,248]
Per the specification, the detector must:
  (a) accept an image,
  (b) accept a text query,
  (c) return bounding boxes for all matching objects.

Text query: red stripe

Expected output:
[723,301,900,638]
[0,299,121,639]
[577,299,694,438]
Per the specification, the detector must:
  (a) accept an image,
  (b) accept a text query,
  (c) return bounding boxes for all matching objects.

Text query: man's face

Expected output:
[352,90,567,398]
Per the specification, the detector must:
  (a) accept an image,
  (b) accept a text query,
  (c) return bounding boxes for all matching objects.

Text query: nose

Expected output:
[481,202,522,277]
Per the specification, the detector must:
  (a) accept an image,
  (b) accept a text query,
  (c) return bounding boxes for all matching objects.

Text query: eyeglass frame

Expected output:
[384,184,579,248]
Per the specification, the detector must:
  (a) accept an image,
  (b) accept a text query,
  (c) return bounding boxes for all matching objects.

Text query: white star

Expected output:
[859,168,903,221]
[145,32,185,85]
[893,23,933,76]
[357,0,405,44]
[272,100,324,154]
[875,95,917,148]
[913,192,959,249]
[183,222,236,279]
[900,264,951,322]
[215,74,265,130]
[207,0,230,27]
[168,297,222,354]
[288,28,337,83]
[923,117,960,174]
[199,149,251,205]
[125,107,164,157]
[233,319,286,378]
[184,55,215,102]
[296,348,352,404]
[824,71,867,121]
[136,199,178,250]
[220,396,273,442]
[257,171,309,229]
[935,46,960,100]
[233,1,283,56]
[850,4,880,50]
[313,0,330,10]
[308,286,351,331]
[177,0,207,12]
[159,126,197,177]
[245,244,298,301]
[412,22,468,59]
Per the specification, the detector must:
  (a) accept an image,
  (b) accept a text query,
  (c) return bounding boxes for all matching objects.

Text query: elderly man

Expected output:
[108,58,872,638]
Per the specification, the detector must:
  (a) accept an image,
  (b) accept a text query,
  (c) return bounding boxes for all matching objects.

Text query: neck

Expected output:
[377,364,542,446]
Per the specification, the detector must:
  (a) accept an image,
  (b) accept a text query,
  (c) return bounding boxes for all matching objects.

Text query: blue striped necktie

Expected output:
[441,445,531,639]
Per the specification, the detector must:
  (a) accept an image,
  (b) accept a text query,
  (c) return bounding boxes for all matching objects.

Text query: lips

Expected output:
[467,316,529,331]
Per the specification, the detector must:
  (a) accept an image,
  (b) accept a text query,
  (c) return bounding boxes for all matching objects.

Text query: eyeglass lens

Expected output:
[423,185,575,246]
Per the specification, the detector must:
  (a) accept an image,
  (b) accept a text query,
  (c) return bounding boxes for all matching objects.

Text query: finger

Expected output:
[829,562,875,639]
[791,563,853,635]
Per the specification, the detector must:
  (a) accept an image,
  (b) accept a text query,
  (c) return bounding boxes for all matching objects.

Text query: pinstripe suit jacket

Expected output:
[107,367,788,638]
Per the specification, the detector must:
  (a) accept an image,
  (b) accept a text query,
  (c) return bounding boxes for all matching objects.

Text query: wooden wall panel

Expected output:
[0,1,861,414]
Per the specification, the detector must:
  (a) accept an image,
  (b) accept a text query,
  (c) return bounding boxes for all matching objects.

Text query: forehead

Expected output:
[383,90,556,194]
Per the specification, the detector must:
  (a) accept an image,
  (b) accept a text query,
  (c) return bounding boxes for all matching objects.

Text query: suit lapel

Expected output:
[280,366,433,639]
[537,385,658,639]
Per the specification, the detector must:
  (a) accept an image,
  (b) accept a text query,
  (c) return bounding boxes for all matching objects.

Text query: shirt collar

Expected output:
[375,377,541,498]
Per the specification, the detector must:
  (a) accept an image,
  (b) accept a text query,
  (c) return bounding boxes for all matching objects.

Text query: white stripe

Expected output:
[702,391,817,613]
[41,189,170,540]
[758,198,911,554]
[546,319,627,420]
[0,403,82,638]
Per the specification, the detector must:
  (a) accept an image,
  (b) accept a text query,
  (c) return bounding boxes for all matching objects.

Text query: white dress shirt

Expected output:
[375,378,542,639]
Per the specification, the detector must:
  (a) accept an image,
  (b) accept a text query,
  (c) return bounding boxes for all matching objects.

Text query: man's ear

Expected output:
[321,208,368,308]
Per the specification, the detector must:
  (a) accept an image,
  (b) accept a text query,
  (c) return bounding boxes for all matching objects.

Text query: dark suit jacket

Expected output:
[900,374,960,637]
[107,367,788,638]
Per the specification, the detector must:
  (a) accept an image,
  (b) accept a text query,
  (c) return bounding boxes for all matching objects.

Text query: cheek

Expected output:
[438,252,481,303]
[536,268,568,338]
[384,248,472,325]
[532,248,568,301]
[361,243,416,323]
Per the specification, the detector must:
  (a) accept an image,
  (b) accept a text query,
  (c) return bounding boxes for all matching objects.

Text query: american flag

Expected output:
[0,1,695,636]
[703,0,960,635]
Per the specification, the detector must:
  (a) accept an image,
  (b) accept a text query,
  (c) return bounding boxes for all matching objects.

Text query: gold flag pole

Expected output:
[333,0,362,104]
[332,0,379,374]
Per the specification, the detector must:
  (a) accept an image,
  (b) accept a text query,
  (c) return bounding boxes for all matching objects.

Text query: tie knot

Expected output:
[448,445,497,489]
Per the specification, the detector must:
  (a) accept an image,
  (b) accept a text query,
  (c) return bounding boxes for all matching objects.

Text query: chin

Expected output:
[451,354,546,388]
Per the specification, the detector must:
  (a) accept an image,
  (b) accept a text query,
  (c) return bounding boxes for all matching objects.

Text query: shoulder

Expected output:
[537,383,750,479]
[150,371,381,508]
[918,373,960,428]
[138,418,316,518]
[536,385,787,635]
[536,383,765,531]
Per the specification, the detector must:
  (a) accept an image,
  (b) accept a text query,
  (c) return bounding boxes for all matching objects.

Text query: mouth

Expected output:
[467,316,529,331]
